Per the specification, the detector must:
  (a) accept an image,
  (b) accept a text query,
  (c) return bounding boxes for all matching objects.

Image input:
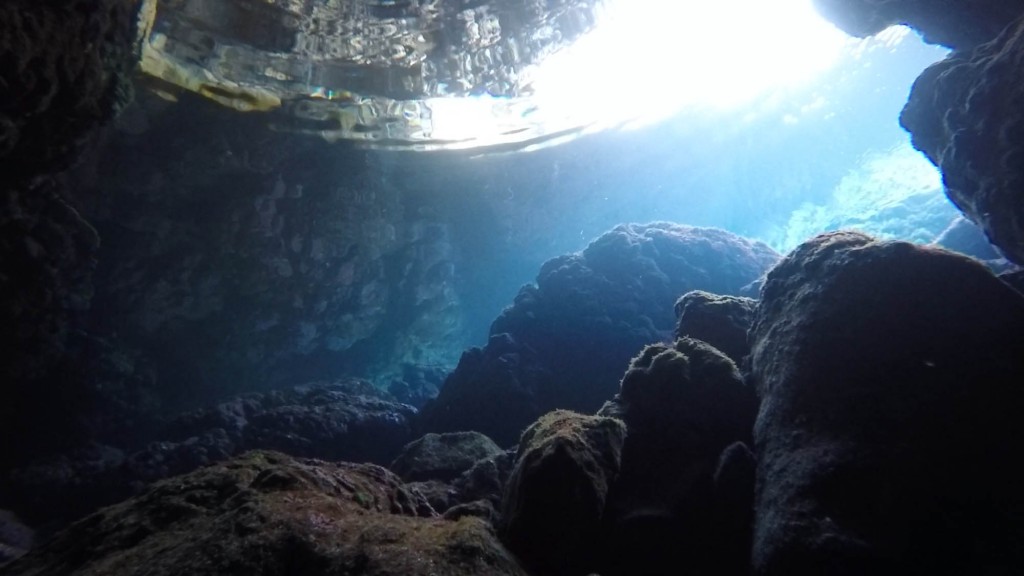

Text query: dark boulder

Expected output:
[420,223,778,446]
[500,410,626,576]
[596,338,758,576]
[418,333,549,447]
[749,231,1024,575]
[390,431,504,483]
[0,451,529,576]
[674,291,758,364]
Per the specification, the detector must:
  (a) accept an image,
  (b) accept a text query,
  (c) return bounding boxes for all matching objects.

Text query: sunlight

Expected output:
[530,0,852,128]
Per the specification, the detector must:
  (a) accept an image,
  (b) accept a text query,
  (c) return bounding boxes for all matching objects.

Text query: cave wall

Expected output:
[814,0,1024,264]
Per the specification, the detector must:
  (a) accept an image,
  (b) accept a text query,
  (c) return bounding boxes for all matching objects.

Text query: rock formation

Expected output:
[749,231,1024,575]
[0,451,529,576]
[419,223,778,446]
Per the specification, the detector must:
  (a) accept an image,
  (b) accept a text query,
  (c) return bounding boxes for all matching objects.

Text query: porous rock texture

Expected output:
[596,338,758,576]
[419,223,778,446]
[390,431,504,483]
[749,231,1024,575]
[0,451,529,576]
[500,410,626,576]
[2,380,416,530]
[674,291,758,364]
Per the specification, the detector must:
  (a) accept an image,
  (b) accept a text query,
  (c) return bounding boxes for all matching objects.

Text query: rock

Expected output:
[933,216,1003,261]
[387,363,446,408]
[400,445,517,519]
[0,0,139,180]
[811,0,1024,49]
[1001,269,1024,293]
[0,0,147,480]
[452,448,517,512]
[749,231,1024,575]
[390,431,504,483]
[0,451,529,576]
[420,223,778,446]
[0,511,32,566]
[78,99,467,403]
[596,338,757,576]
[3,443,129,531]
[901,15,1024,264]
[418,333,550,447]
[500,410,627,575]
[708,442,757,576]
[403,480,455,514]
[444,499,498,523]
[0,185,100,468]
[674,291,758,364]
[2,381,417,531]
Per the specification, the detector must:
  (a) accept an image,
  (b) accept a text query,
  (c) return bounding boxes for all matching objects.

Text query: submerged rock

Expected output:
[597,338,757,576]
[0,511,32,567]
[390,431,503,483]
[901,14,1024,264]
[500,410,626,576]
[3,380,416,530]
[812,0,1023,49]
[0,451,528,576]
[420,223,778,446]
[674,291,758,364]
[0,0,139,179]
[749,231,1024,575]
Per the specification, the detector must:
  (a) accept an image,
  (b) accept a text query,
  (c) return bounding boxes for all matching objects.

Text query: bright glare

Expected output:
[530,0,851,129]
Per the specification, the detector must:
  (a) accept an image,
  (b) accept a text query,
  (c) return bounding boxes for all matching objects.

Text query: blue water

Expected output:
[370,30,951,349]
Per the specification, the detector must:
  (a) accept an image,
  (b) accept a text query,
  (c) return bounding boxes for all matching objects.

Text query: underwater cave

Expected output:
[2,0,1023,574]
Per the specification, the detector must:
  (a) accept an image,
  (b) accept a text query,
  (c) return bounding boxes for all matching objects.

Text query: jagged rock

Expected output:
[420,223,778,446]
[0,451,529,576]
[596,338,757,576]
[390,431,504,483]
[501,410,627,575]
[674,291,758,364]
[749,231,1024,575]
[901,15,1024,264]
[812,0,1024,49]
